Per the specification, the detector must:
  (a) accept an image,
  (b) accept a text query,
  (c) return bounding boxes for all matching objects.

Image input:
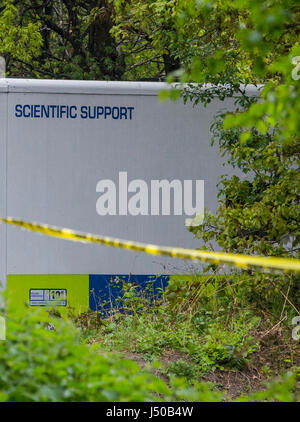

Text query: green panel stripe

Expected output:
[6,275,89,315]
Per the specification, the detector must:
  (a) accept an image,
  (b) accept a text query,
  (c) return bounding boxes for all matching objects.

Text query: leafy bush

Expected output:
[0,308,162,401]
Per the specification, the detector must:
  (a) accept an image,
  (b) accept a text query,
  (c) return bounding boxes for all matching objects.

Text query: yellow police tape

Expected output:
[0,216,299,275]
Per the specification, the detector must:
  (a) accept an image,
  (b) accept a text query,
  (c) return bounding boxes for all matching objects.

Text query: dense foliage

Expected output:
[0,0,299,402]
[174,0,300,260]
[0,0,125,79]
[161,0,300,310]
[0,0,181,79]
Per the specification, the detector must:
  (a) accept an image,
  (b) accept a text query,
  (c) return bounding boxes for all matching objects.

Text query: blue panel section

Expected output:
[89,274,170,312]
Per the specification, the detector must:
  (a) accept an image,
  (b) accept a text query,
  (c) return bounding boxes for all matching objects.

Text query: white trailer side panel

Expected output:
[0,80,258,310]
[0,82,7,289]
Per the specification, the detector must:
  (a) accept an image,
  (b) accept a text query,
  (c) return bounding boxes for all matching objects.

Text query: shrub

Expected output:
[0,307,168,402]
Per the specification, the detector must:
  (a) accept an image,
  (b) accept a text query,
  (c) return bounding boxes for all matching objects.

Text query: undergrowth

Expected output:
[1,274,299,402]
[77,275,299,400]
